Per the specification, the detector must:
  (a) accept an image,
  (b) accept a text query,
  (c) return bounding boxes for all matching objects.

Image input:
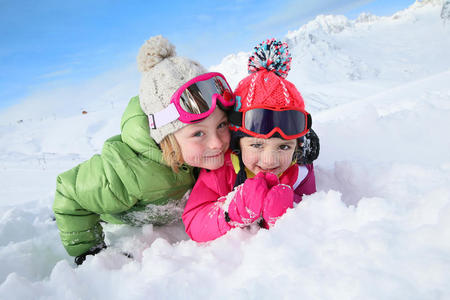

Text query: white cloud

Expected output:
[195,14,213,22]
[250,0,372,30]
[38,69,73,79]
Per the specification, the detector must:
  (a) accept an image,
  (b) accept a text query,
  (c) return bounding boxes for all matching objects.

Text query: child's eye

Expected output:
[193,131,204,137]
[250,143,263,149]
[279,145,292,150]
[217,121,229,129]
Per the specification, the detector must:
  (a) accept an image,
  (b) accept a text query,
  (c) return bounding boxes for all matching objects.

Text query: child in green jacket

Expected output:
[53,35,235,265]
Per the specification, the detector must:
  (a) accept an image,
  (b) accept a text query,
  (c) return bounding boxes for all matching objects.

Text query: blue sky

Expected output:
[0,0,415,110]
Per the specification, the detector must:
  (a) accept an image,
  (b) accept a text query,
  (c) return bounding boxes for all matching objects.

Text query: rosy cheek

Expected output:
[192,146,205,158]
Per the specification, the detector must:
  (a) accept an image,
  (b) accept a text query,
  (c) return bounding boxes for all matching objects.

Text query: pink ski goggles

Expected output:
[149,72,234,129]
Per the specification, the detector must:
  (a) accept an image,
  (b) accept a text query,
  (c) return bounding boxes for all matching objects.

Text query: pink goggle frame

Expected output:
[149,72,234,129]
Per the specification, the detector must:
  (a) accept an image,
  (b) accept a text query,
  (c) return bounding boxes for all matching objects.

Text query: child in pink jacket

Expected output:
[182,39,319,242]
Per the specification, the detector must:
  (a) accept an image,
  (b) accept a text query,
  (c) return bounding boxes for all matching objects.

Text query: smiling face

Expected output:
[240,136,297,176]
[174,108,230,170]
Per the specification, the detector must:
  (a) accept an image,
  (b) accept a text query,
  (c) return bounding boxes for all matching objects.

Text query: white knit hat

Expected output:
[137,35,207,143]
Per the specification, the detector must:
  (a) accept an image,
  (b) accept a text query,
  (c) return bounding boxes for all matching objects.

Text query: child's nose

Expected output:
[261,150,278,167]
[208,133,224,149]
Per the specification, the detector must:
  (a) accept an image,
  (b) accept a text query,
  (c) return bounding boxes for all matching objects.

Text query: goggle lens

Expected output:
[178,75,231,115]
[243,108,308,138]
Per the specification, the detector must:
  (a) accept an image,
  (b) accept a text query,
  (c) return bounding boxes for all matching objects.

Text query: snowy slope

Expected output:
[1,1,450,299]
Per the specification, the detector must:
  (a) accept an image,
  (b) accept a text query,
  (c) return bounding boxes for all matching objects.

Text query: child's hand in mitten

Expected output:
[262,172,279,188]
[262,183,294,228]
[226,172,269,226]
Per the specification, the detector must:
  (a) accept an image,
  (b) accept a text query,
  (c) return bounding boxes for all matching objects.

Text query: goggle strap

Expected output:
[148,103,180,129]
[307,113,312,130]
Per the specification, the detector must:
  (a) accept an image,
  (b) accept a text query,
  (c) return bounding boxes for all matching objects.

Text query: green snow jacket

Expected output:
[53,96,196,257]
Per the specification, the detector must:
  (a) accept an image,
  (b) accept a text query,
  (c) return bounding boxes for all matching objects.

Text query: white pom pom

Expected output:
[137,35,176,72]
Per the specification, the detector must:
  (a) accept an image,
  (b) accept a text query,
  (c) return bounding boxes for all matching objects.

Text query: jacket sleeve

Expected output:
[293,164,316,203]
[182,169,233,242]
[53,138,139,257]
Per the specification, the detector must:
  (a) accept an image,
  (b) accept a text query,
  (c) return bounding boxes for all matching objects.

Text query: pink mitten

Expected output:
[226,172,269,226]
[262,172,279,188]
[262,184,294,228]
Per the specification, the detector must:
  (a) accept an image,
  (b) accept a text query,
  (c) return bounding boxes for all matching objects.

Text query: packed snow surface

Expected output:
[1,1,449,299]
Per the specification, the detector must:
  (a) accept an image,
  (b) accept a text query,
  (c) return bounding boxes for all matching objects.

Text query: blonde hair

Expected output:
[160,134,185,172]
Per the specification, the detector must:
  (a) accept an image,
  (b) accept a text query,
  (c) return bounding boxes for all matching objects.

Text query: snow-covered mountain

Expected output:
[1,1,449,299]
[213,0,449,112]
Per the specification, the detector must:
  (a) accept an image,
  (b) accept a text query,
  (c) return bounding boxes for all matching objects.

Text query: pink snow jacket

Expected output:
[182,150,316,242]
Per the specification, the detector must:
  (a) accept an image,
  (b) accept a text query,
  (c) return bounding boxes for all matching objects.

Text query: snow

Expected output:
[1,1,450,298]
